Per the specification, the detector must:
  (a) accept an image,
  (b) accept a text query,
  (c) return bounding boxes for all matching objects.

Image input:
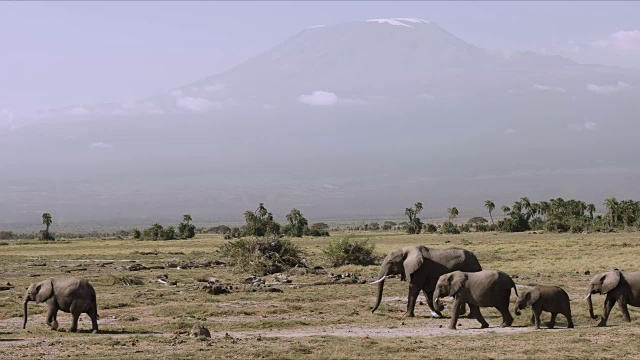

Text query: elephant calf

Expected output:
[23,277,99,333]
[515,285,574,329]
[434,270,518,330]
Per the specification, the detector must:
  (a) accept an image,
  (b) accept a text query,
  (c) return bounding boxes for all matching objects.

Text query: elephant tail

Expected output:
[512,283,518,298]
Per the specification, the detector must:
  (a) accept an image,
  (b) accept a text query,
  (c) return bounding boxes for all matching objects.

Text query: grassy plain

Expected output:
[1,231,640,359]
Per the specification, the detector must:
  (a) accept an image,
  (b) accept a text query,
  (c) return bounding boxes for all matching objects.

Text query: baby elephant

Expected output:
[515,285,574,329]
[23,277,99,333]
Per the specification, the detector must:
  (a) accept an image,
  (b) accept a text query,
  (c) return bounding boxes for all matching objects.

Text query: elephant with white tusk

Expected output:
[585,269,640,327]
[23,277,99,333]
[370,246,482,318]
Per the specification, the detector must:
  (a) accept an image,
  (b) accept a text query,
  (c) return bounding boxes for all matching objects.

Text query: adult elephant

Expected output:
[370,246,482,317]
[585,269,640,327]
[23,277,99,333]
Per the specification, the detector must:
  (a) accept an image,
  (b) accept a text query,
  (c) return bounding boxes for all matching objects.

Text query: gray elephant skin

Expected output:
[515,285,574,329]
[585,269,640,327]
[23,277,99,333]
[371,246,482,317]
[434,269,517,330]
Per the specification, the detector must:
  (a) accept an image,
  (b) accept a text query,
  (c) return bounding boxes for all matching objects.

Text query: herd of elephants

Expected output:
[20,245,640,334]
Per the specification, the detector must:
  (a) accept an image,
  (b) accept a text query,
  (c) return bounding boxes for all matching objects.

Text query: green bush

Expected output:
[130,228,142,239]
[499,214,531,233]
[322,236,377,267]
[219,237,306,275]
[424,224,438,233]
[305,228,330,237]
[141,223,175,240]
[440,221,460,234]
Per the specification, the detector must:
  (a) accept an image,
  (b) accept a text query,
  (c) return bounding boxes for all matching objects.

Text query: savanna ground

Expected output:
[1,231,640,359]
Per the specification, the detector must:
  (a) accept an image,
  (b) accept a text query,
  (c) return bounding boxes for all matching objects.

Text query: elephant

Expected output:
[433,269,518,330]
[23,277,99,333]
[585,269,640,327]
[370,246,482,317]
[514,285,574,329]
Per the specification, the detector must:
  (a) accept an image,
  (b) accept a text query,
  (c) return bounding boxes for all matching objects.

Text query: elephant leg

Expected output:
[598,294,615,327]
[405,283,420,317]
[497,306,513,327]
[88,305,99,334]
[424,289,442,318]
[565,311,574,328]
[533,307,542,329]
[530,310,536,325]
[548,313,557,329]
[470,305,489,329]
[617,297,631,322]
[448,298,463,330]
[46,305,59,330]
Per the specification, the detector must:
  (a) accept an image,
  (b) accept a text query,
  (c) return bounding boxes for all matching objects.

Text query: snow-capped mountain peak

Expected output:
[366,18,430,28]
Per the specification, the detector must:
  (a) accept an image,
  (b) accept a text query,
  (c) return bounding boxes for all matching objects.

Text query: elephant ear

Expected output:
[449,272,467,295]
[526,288,540,306]
[403,247,425,283]
[601,270,621,294]
[35,279,53,303]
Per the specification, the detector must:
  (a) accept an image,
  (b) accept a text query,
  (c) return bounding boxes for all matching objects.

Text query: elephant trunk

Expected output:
[514,304,521,316]
[433,289,445,312]
[371,267,389,313]
[23,296,30,329]
[586,293,597,319]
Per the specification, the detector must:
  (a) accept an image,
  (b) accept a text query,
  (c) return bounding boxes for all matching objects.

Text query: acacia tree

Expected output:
[501,206,511,217]
[587,203,596,220]
[447,207,459,222]
[244,203,280,237]
[404,202,423,234]
[604,198,619,226]
[484,200,495,224]
[285,208,308,237]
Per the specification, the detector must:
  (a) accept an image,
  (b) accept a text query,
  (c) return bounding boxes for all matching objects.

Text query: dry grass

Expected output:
[1,231,640,359]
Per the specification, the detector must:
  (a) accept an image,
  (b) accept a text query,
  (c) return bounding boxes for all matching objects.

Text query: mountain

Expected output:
[2,18,640,226]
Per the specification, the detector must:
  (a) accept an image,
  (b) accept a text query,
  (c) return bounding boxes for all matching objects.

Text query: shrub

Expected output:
[459,224,471,232]
[177,223,196,239]
[368,222,380,231]
[441,221,460,234]
[305,228,330,237]
[424,224,438,233]
[131,228,142,239]
[39,230,55,241]
[142,223,175,240]
[219,237,305,275]
[322,236,377,267]
[467,217,488,225]
[499,214,531,233]
[310,222,329,230]
[0,231,14,240]
[381,221,397,231]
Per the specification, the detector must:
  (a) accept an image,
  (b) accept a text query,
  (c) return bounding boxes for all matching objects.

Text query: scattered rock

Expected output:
[127,264,149,271]
[208,285,232,295]
[190,324,211,339]
[536,272,541,277]
[512,274,519,279]
[29,262,47,267]
[584,270,591,275]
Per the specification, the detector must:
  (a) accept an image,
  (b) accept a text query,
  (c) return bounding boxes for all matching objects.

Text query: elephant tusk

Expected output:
[369,276,387,285]
[584,294,591,300]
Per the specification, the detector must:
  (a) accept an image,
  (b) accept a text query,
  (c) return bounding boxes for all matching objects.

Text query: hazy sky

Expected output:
[1,1,639,113]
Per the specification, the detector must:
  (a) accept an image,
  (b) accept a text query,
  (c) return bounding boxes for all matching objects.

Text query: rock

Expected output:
[127,264,148,271]
[207,285,232,295]
[584,270,591,275]
[190,324,211,338]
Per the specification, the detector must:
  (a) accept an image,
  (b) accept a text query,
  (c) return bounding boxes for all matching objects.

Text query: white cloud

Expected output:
[176,96,226,112]
[204,84,226,93]
[90,142,113,149]
[568,121,598,132]
[586,81,630,95]
[262,104,275,110]
[308,25,325,29]
[66,107,90,116]
[592,30,640,52]
[170,89,183,97]
[366,18,429,28]
[531,84,566,93]
[504,128,518,135]
[416,93,436,100]
[297,91,338,106]
[0,109,15,124]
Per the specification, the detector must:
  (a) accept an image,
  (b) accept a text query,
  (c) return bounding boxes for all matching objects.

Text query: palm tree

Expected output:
[539,201,550,220]
[484,200,495,224]
[182,214,192,226]
[587,203,596,220]
[501,206,510,217]
[447,207,459,222]
[512,201,523,215]
[42,213,52,234]
[604,198,619,225]
[520,197,532,219]
[415,202,423,214]
[286,208,308,237]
